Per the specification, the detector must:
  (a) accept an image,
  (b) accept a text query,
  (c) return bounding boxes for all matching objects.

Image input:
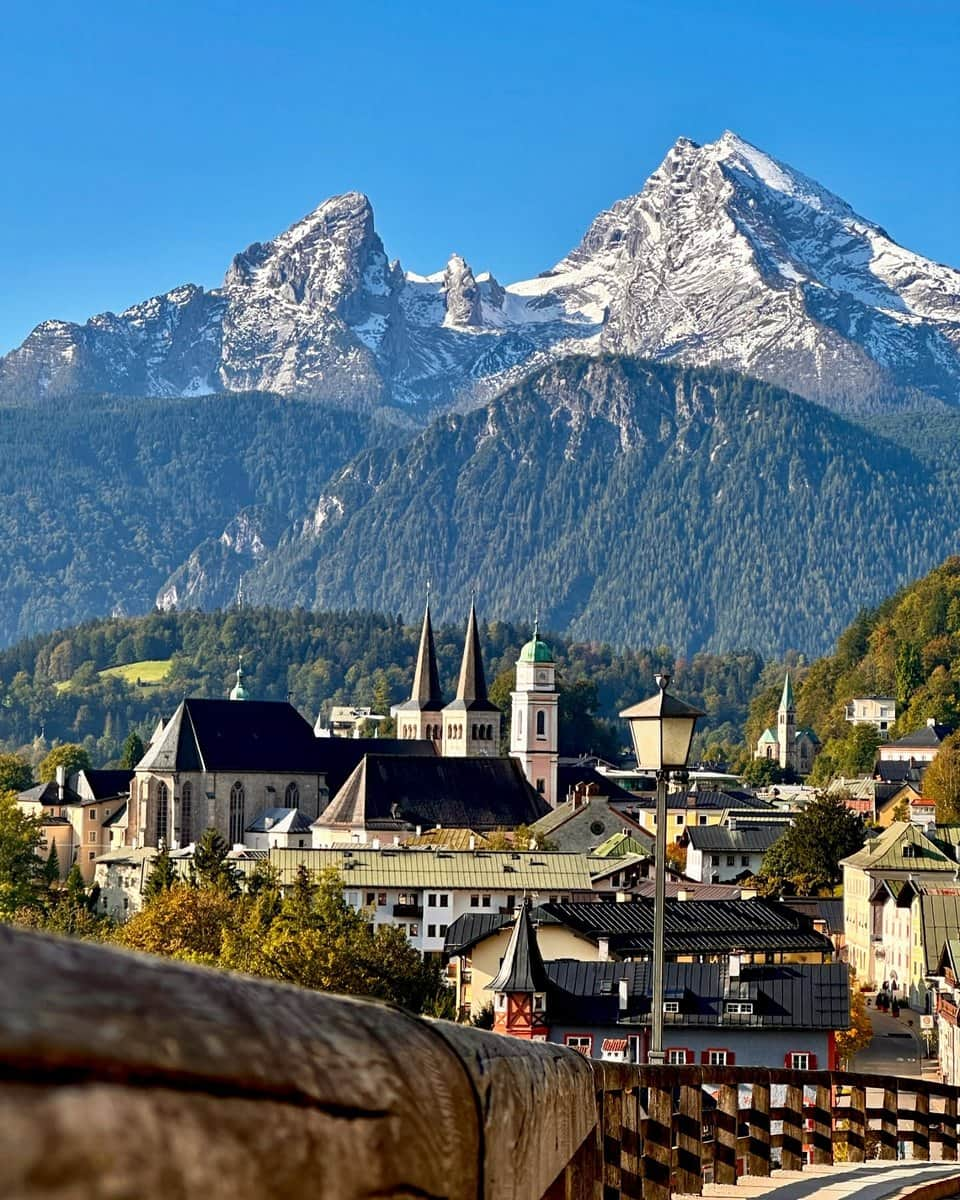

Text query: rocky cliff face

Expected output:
[3,132,959,412]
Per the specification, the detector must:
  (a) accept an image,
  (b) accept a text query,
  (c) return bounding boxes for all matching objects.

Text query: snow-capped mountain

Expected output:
[3,132,959,412]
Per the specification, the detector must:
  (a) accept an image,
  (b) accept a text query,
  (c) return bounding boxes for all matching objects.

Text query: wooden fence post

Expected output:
[713,1083,739,1186]
[811,1082,833,1166]
[879,1085,898,1160]
[943,1091,957,1163]
[747,1077,771,1178]
[675,1074,703,1195]
[781,1083,804,1171]
[846,1085,866,1163]
[642,1078,673,1200]
[914,1088,930,1161]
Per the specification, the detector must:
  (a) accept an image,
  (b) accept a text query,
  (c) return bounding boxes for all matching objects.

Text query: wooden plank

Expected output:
[811,1083,833,1166]
[878,1084,899,1160]
[944,1092,957,1162]
[747,1078,771,1178]
[676,1081,703,1195]
[846,1085,866,1163]
[781,1083,803,1172]
[602,1087,622,1200]
[915,1088,931,1161]
[642,1081,673,1200]
[619,1085,642,1200]
[712,1084,739,1187]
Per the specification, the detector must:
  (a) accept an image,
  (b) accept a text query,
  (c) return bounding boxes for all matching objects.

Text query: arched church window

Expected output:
[285,782,299,809]
[487,724,494,740]
[518,710,523,735]
[536,711,546,738]
[471,724,477,740]
[155,782,168,847]
[181,782,193,846]
[230,782,245,844]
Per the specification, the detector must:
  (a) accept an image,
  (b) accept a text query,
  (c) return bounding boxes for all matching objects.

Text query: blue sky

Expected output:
[2,0,958,353]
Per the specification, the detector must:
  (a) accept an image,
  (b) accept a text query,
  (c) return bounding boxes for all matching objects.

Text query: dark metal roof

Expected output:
[629,789,774,812]
[317,754,550,832]
[488,900,550,993]
[82,769,133,799]
[777,897,844,935]
[685,824,789,852]
[887,723,955,750]
[544,961,850,1030]
[394,601,444,713]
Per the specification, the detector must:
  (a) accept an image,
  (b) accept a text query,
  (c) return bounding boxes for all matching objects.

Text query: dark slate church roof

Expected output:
[316,754,550,832]
[488,900,550,993]
[138,698,435,781]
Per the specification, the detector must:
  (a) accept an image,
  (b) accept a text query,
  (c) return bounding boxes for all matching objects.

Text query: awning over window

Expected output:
[602,1038,628,1053]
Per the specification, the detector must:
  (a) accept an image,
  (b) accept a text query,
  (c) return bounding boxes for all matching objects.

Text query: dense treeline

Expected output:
[0,606,767,767]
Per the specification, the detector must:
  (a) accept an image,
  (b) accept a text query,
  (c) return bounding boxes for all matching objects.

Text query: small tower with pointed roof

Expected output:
[777,673,796,772]
[393,596,445,747]
[441,599,501,758]
[487,898,550,1040]
[229,655,249,701]
[510,618,559,807]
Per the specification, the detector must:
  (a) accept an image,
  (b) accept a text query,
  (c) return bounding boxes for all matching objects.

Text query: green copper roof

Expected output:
[519,617,553,663]
[758,727,778,744]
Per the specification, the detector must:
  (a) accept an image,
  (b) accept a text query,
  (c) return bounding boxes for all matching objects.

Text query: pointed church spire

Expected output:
[780,672,795,712]
[488,898,550,994]
[455,599,489,703]
[410,596,443,707]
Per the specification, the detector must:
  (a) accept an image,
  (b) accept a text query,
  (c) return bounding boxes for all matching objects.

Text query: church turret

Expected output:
[778,672,797,772]
[510,618,559,806]
[487,898,550,1040]
[229,655,249,701]
[393,598,444,745]
[441,600,501,757]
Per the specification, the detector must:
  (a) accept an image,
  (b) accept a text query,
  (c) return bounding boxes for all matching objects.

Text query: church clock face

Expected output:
[536,670,547,683]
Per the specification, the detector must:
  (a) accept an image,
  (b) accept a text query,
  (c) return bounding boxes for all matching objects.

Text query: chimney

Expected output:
[928,717,938,728]
[598,937,610,961]
[469,835,476,851]
[264,816,274,830]
[394,835,400,846]
[371,837,380,850]
[729,952,741,979]
[56,765,66,802]
[416,825,422,837]
[618,977,629,1013]
[677,890,688,902]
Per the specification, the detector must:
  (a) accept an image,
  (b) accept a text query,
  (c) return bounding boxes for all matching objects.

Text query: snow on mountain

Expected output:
[3,132,959,412]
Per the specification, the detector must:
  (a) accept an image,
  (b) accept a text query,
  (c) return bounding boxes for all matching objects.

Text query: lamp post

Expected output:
[620,673,704,1065]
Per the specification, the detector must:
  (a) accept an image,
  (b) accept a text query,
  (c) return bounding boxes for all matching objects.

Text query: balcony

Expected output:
[3,925,960,1200]
[392,903,423,918]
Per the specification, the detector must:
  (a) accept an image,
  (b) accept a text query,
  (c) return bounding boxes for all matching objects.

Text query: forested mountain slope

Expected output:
[248,357,959,656]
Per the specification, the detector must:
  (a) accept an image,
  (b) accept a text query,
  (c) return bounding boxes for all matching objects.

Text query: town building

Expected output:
[530,781,653,856]
[840,821,960,986]
[845,696,897,738]
[623,788,780,843]
[878,720,955,765]
[486,903,848,1066]
[446,896,834,1019]
[682,820,791,883]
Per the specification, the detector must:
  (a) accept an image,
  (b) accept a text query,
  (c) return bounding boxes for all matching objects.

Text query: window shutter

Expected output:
[701,1050,710,1065]
[726,1051,735,1065]
[686,1049,695,1065]
[808,1053,817,1070]
[784,1053,793,1068]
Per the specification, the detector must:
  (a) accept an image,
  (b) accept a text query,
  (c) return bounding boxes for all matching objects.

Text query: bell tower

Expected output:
[510,619,559,806]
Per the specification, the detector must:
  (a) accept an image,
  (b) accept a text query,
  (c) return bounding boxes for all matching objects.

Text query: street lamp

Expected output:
[620,672,704,1065]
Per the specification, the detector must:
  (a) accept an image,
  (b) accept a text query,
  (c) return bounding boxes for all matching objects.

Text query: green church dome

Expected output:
[519,620,553,664]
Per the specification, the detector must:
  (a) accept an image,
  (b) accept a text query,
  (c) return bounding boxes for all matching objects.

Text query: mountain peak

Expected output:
[442,253,483,327]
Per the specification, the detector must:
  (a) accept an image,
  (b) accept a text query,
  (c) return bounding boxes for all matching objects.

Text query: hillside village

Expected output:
[13,584,960,1086]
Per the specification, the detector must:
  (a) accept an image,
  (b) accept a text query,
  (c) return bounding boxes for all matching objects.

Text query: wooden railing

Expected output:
[1,925,959,1199]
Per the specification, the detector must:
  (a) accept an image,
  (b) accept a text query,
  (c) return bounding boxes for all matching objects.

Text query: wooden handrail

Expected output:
[2,926,960,1199]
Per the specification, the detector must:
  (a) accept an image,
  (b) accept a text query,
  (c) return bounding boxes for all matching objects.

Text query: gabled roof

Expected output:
[840,821,956,872]
[917,891,960,972]
[758,727,778,744]
[487,899,550,993]
[531,793,653,854]
[887,723,955,750]
[592,831,651,859]
[102,801,128,828]
[685,823,790,853]
[401,827,492,849]
[629,789,773,812]
[557,766,636,802]
[316,754,549,833]
[136,698,436,782]
[79,769,133,800]
[777,897,844,936]
[246,807,314,834]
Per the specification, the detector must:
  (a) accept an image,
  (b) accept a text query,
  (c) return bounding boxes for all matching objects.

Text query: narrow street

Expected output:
[852,1005,925,1079]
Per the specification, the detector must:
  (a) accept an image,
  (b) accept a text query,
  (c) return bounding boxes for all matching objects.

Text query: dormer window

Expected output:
[663,1000,680,1013]
[725,1001,754,1015]
[533,992,546,1012]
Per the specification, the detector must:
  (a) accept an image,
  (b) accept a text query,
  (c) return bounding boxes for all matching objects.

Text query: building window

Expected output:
[88,831,96,842]
[565,1035,593,1056]
[536,711,546,738]
[409,924,419,937]
[726,855,735,866]
[536,778,546,794]
[481,895,491,908]
[518,711,523,735]
[725,1002,753,1015]
[666,1048,691,1065]
[787,1052,812,1070]
[366,891,376,906]
[229,781,245,844]
[699,815,708,824]
[706,1049,730,1066]
[495,993,507,1011]
[439,924,447,936]
[505,894,516,910]
[438,893,449,907]
[741,855,750,867]
[156,782,169,846]
[427,925,436,938]
[89,810,96,820]
[663,1000,680,1013]
[712,855,720,866]
[470,894,479,907]
[88,851,96,861]
[533,992,546,1012]
[377,892,387,906]
[181,782,192,846]
[285,782,299,809]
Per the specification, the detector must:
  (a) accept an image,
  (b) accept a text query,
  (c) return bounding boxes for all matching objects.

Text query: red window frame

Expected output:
[785,1051,816,1070]
[665,1047,693,1065]
[701,1048,735,1066]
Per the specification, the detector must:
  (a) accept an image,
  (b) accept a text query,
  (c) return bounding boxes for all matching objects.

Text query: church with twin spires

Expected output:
[394,599,559,807]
